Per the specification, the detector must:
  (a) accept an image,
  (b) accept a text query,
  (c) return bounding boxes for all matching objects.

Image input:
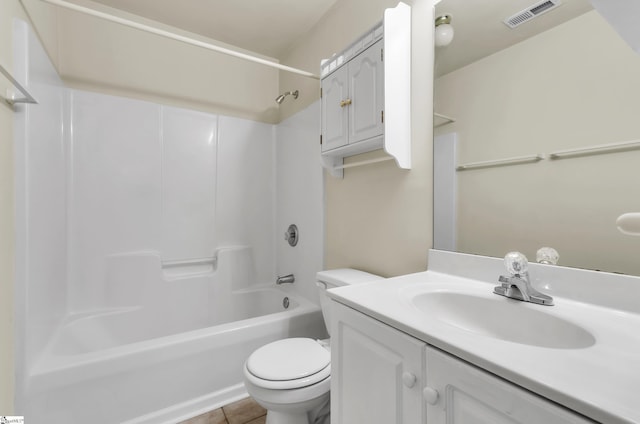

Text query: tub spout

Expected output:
[276,274,295,285]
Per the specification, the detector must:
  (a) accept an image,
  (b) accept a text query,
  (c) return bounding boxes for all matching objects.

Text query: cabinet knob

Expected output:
[423,387,439,405]
[340,98,352,107]
[402,372,417,388]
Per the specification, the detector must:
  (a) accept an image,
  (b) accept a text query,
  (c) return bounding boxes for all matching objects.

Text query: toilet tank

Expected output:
[316,269,384,336]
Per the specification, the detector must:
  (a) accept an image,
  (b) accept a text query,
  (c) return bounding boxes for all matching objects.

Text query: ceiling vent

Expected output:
[504,0,562,29]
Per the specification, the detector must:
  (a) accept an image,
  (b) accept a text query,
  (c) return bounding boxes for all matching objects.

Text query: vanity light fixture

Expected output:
[435,14,454,47]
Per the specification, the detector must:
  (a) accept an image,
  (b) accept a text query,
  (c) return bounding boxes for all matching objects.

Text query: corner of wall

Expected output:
[276,70,320,124]
[18,0,62,73]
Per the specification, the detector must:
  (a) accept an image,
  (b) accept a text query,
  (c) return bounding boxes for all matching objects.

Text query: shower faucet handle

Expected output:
[284,224,298,247]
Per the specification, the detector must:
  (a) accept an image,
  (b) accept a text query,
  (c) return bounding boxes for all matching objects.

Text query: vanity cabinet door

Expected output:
[331,301,426,424]
[425,347,595,424]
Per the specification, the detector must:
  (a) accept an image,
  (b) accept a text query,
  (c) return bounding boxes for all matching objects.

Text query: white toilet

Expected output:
[243,269,383,424]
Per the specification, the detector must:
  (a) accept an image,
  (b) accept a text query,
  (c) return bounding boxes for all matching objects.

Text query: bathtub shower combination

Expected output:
[13,19,325,424]
[27,248,324,424]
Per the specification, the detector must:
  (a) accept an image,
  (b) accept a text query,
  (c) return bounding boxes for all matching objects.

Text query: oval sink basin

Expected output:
[412,291,595,349]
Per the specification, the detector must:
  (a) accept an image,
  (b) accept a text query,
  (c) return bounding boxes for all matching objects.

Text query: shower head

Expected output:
[275,90,299,104]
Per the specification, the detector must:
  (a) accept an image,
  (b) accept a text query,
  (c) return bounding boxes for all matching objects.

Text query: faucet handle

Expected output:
[504,251,529,276]
[536,247,559,265]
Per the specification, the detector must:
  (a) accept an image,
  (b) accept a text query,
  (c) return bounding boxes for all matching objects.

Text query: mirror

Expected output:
[433,0,640,276]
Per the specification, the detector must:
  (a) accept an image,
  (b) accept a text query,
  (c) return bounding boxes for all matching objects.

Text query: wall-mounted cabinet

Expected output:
[321,39,384,153]
[320,2,411,177]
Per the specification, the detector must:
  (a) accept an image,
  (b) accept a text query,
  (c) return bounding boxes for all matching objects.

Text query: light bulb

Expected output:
[434,14,454,47]
[435,23,454,47]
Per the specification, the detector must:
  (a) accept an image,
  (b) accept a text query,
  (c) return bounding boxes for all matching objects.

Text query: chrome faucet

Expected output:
[494,252,554,306]
[276,274,295,285]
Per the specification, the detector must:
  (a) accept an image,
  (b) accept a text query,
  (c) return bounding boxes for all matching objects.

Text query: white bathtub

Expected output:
[25,286,325,424]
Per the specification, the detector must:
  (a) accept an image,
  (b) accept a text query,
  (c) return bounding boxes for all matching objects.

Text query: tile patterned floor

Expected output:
[178,397,267,424]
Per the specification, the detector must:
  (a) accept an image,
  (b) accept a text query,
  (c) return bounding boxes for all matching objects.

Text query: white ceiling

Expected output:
[70,0,594,74]
[435,0,593,76]
[84,0,341,59]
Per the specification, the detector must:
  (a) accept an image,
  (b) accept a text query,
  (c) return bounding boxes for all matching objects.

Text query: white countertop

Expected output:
[327,252,640,424]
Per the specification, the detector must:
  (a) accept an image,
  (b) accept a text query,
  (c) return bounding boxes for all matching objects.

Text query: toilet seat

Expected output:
[245,338,331,390]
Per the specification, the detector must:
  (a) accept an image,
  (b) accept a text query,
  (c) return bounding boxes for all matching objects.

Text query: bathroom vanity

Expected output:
[328,250,640,424]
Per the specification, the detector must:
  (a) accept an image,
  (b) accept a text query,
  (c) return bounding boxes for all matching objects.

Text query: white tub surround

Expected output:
[328,249,640,424]
[13,17,325,424]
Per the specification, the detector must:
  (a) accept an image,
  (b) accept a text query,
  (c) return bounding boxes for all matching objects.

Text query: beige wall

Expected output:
[435,11,640,275]
[55,0,280,123]
[0,3,16,408]
[280,0,436,277]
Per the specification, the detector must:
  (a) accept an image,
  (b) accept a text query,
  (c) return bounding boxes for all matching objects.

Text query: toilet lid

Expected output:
[246,338,330,382]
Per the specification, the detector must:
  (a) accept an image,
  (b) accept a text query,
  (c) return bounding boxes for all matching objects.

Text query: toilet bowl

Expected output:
[243,269,383,424]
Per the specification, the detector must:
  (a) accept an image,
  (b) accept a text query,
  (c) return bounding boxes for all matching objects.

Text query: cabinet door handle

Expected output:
[402,372,417,388]
[423,387,439,405]
[340,99,352,107]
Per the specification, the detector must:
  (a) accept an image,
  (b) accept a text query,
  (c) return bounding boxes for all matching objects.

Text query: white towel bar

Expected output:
[456,154,545,171]
[333,156,396,170]
[549,139,640,159]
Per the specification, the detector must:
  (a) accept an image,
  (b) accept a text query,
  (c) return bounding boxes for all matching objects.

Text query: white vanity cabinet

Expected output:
[426,347,595,424]
[321,39,384,153]
[330,300,425,424]
[331,300,595,424]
